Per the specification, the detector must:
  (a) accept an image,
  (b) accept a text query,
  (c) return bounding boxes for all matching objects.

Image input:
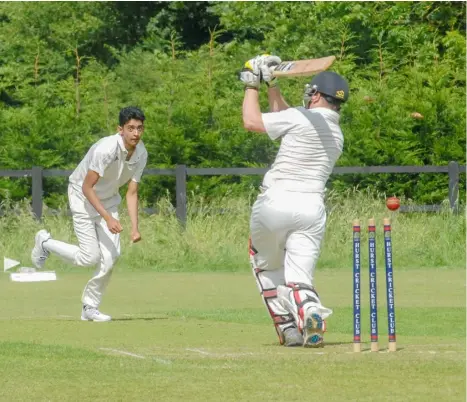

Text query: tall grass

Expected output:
[0,191,464,273]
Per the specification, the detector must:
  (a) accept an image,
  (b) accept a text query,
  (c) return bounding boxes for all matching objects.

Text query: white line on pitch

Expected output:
[99,347,146,359]
[0,315,74,320]
[151,357,172,365]
[99,347,172,364]
[186,348,212,355]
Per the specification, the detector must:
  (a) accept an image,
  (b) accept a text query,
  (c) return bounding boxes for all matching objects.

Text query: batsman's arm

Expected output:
[242,88,266,133]
[267,87,290,112]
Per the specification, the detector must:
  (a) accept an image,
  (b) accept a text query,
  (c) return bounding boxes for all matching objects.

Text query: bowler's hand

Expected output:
[131,230,142,243]
[105,216,123,234]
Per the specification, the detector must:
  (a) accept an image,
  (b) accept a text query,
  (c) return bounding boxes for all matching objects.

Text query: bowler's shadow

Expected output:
[112,316,169,322]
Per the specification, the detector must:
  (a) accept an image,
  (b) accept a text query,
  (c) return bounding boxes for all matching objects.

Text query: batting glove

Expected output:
[259,55,282,88]
[239,56,262,89]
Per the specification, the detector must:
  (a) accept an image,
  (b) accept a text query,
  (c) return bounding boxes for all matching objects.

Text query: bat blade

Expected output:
[271,56,336,78]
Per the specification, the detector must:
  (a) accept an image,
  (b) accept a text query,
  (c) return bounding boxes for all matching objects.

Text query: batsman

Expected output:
[240,54,349,347]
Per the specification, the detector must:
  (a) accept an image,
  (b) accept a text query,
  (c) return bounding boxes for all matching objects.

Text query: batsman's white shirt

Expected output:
[69,133,148,217]
[261,107,343,193]
[250,107,343,286]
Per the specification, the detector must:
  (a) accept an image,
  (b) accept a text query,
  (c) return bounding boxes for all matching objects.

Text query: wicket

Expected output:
[352,218,397,353]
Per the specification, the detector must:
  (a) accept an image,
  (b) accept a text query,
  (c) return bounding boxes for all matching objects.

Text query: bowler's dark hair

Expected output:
[119,106,145,126]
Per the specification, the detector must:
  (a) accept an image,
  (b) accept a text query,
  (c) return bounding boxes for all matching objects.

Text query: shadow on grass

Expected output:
[112,316,169,322]
[263,341,355,347]
[324,341,355,346]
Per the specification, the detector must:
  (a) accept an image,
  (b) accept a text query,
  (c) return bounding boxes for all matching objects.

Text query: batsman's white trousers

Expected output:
[43,188,121,308]
[250,188,326,285]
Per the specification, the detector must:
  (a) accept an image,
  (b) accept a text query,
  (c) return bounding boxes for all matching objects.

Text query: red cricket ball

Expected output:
[386,197,400,211]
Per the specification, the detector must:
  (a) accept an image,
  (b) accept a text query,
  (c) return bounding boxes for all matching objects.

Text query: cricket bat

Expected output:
[271,56,336,78]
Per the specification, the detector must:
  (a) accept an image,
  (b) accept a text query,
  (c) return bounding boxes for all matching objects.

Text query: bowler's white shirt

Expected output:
[261,107,343,194]
[68,133,148,216]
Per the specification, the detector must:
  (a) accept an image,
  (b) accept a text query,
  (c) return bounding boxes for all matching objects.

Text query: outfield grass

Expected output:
[0,194,465,400]
[0,269,464,401]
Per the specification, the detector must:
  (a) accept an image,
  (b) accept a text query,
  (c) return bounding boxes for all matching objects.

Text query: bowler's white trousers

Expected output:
[43,186,121,308]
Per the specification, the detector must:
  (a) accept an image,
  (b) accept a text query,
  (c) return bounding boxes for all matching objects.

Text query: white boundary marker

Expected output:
[10,271,57,282]
[4,257,20,272]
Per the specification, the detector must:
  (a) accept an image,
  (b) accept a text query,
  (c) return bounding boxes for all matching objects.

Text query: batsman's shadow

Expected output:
[324,341,355,346]
[263,341,355,347]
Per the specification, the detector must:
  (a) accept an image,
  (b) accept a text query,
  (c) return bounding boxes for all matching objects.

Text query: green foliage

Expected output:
[0,2,465,207]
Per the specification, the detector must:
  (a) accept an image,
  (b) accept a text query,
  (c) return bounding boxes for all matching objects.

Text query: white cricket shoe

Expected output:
[31,229,51,269]
[81,306,112,322]
[303,307,325,348]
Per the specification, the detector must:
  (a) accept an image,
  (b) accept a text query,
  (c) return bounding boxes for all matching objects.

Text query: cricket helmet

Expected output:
[303,71,349,105]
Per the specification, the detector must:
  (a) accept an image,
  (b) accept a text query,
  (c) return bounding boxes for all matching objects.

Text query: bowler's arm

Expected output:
[82,171,112,221]
[126,180,140,241]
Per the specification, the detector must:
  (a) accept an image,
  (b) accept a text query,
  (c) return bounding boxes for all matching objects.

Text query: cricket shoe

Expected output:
[303,308,325,348]
[283,326,304,347]
[31,229,51,269]
[81,305,112,322]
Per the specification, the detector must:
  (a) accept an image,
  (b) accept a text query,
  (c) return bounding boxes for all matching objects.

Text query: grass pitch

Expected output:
[0,269,464,401]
